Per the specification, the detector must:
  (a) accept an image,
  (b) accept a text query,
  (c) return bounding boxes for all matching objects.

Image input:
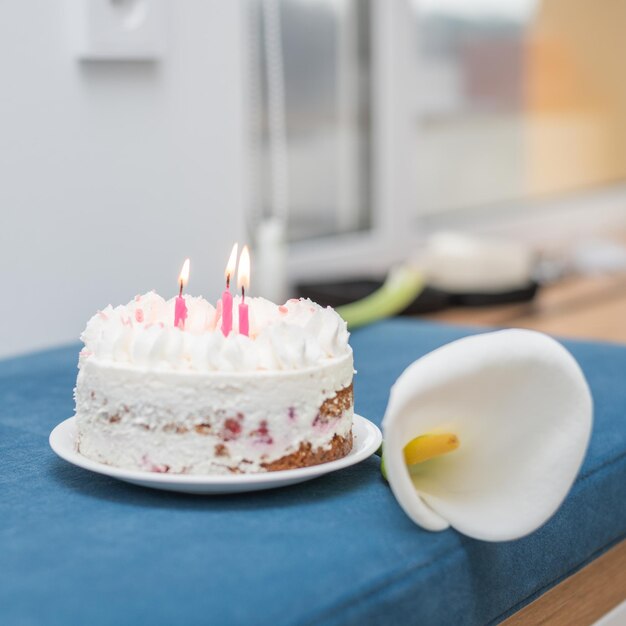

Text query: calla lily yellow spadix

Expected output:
[382,329,593,541]
[403,433,459,465]
[380,433,460,480]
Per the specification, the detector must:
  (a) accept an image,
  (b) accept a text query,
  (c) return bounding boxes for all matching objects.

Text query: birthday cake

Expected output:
[74,292,354,474]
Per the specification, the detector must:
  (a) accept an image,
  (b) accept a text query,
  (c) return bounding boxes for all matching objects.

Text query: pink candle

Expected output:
[237,245,251,336]
[221,243,239,336]
[174,258,190,329]
[239,297,249,336]
[174,295,187,329]
[221,289,233,336]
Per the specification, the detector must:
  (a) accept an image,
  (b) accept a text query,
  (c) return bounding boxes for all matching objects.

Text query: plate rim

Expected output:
[49,414,382,486]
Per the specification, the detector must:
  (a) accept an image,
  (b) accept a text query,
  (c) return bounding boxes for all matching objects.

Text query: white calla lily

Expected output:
[382,329,593,541]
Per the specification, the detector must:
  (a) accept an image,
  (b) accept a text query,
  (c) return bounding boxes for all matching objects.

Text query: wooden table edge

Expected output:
[502,539,626,626]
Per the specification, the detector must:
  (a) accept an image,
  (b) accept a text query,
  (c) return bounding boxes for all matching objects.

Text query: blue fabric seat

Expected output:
[1,319,624,626]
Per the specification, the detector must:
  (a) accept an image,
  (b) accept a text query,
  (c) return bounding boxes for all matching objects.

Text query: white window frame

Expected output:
[287,0,416,281]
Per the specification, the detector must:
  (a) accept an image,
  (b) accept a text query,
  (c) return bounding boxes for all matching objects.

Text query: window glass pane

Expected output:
[250,0,371,241]
[413,0,626,215]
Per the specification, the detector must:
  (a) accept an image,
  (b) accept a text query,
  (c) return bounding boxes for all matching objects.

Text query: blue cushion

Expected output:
[0,319,624,626]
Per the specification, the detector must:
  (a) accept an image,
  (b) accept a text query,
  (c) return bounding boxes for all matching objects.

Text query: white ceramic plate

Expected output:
[49,414,382,494]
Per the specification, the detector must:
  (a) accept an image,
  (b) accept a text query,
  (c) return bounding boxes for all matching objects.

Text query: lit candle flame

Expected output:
[178,258,190,295]
[237,245,250,295]
[225,243,239,288]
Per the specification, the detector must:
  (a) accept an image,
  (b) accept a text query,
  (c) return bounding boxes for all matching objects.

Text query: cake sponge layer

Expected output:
[75,353,354,474]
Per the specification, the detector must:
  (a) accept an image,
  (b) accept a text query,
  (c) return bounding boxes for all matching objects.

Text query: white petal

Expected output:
[382,329,592,541]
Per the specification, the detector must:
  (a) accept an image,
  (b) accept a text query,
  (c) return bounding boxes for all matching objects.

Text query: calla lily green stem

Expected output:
[336,266,425,330]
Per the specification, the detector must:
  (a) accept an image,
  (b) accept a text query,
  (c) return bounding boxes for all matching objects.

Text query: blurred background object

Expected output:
[305,232,539,329]
[414,0,626,213]
[2,0,626,357]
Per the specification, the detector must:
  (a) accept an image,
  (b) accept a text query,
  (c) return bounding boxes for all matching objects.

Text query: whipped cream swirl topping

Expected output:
[79,292,351,372]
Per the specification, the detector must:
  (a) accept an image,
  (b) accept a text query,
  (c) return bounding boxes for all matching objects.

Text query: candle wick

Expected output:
[241,286,245,303]
[226,274,230,290]
[179,280,183,298]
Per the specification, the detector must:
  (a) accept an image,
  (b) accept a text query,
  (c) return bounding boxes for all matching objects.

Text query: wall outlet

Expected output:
[69,0,166,60]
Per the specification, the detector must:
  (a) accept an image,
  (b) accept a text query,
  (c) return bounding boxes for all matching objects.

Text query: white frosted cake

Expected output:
[74,293,354,474]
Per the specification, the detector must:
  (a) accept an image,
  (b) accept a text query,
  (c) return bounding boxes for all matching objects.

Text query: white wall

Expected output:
[0,0,248,358]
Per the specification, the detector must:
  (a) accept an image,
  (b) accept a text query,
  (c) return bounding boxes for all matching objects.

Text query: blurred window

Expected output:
[414,0,626,216]
[252,0,626,242]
